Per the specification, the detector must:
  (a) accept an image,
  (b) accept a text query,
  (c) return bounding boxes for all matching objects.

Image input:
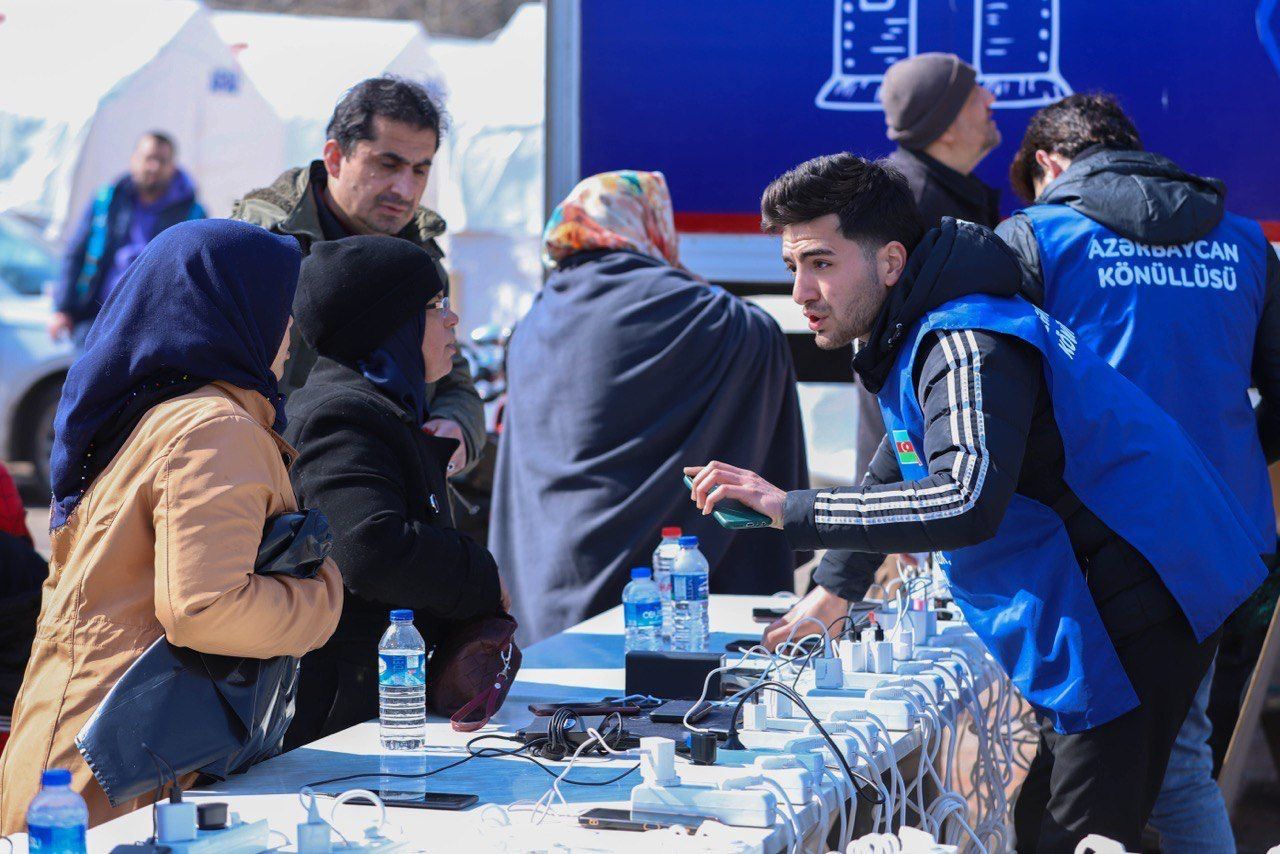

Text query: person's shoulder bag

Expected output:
[76,510,332,806]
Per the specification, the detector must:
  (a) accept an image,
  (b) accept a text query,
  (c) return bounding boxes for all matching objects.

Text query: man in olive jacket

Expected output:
[233,76,484,473]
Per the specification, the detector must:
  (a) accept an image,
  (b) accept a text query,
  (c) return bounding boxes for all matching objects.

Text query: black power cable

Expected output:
[466,734,640,786]
[723,680,885,807]
[141,742,181,845]
[303,730,639,793]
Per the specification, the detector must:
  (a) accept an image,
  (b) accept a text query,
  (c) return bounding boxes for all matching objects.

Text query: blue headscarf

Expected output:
[357,312,428,424]
[49,219,301,529]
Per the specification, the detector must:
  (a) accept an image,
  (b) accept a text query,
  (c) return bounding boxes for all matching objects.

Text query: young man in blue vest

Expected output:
[996,93,1280,854]
[50,131,206,348]
[685,153,1267,852]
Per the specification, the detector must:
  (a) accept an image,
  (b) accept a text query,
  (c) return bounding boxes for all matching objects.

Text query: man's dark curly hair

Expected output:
[1010,93,1142,202]
[326,76,445,154]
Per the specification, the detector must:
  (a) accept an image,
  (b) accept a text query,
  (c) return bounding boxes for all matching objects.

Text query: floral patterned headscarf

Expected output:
[542,170,681,269]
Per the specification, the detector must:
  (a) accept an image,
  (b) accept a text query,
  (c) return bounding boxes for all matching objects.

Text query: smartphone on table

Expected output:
[528,701,641,716]
[325,792,478,811]
[682,475,772,529]
[578,807,700,832]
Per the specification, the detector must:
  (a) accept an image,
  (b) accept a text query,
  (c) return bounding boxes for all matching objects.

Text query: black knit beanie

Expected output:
[294,235,444,363]
[881,53,977,150]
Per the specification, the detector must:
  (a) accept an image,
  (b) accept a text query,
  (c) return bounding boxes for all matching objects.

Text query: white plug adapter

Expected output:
[813,656,844,689]
[639,736,679,787]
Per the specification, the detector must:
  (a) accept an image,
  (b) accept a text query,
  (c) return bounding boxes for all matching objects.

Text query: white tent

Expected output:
[0,0,287,242]
[430,3,545,338]
[211,10,444,169]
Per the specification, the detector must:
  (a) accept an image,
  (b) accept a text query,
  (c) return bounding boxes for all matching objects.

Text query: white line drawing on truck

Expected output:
[815,0,919,111]
[974,0,1072,107]
[816,0,1072,112]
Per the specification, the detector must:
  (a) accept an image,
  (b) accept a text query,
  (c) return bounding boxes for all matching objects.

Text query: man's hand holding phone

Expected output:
[683,461,786,529]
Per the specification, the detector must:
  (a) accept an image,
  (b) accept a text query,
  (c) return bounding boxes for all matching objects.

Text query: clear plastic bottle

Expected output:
[670,535,710,652]
[622,567,663,652]
[651,526,682,643]
[26,768,87,854]
[378,609,426,751]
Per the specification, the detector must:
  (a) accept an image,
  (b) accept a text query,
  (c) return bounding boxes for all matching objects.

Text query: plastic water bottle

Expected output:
[651,526,682,642]
[26,769,87,854]
[671,536,710,652]
[379,609,426,751]
[622,567,663,652]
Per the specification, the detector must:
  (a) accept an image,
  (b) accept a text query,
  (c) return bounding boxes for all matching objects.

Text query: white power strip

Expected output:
[735,726,878,773]
[794,692,918,730]
[798,668,947,704]
[630,782,778,828]
[161,818,269,853]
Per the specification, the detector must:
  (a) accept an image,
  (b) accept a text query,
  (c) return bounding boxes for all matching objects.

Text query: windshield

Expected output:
[0,214,58,297]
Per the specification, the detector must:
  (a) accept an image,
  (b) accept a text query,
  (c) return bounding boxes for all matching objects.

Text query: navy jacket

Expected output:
[55,171,205,323]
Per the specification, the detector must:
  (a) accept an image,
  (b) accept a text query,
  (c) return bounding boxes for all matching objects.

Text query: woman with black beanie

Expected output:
[283,235,508,746]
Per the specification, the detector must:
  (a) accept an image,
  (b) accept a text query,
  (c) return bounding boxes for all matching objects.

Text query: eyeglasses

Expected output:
[427,297,450,313]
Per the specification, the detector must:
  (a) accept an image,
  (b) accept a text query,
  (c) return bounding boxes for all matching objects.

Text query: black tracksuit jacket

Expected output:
[788,221,1180,642]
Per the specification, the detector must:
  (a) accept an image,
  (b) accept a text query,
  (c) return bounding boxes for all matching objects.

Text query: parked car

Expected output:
[0,212,74,496]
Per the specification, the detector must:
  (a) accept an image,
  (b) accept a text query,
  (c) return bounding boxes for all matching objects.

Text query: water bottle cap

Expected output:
[661,526,682,538]
[678,535,699,548]
[41,769,72,788]
[630,567,652,580]
[389,609,414,622]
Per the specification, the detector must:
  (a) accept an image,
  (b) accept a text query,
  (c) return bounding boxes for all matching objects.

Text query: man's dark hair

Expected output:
[761,153,926,255]
[326,76,445,155]
[141,131,176,154]
[1010,93,1142,202]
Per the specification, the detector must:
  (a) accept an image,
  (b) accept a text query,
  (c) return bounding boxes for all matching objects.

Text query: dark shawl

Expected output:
[49,219,301,529]
[490,250,809,643]
[356,314,429,425]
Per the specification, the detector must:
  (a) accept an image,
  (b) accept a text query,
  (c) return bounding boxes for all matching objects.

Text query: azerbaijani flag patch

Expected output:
[892,429,920,466]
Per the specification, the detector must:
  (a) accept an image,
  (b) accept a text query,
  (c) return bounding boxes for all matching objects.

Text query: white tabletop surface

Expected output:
[8,595,983,853]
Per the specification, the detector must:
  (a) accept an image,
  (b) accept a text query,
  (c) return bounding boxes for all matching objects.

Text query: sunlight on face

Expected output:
[324,117,438,236]
[782,214,888,349]
[272,318,292,381]
[421,296,459,383]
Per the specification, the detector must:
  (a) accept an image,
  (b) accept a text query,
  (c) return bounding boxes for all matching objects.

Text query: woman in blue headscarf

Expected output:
[0,220,344,832]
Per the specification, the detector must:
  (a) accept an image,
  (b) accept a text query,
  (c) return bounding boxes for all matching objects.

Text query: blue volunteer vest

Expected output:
[1021,204,1273,553]
[879,293,1266,733]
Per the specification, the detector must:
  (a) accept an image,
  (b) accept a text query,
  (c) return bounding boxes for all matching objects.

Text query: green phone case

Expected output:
[682,475,772,529]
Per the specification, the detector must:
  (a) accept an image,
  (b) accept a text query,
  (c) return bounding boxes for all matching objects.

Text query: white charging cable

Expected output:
[328,789,395,848]
[781,616,834,653]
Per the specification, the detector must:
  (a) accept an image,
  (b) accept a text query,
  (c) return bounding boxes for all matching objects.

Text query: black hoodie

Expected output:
[790,220,1177,623]
[997,147,1280,463]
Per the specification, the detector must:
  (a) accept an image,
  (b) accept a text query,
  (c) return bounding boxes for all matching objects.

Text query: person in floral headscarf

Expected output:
[490,170,809,643]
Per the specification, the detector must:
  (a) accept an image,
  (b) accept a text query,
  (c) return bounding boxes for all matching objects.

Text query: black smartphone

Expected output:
[333,792,478,811]
[682,475,772,529]
[753,601,879,624]
[650,699,712,724]
[578,807,698,832]
[752,606,790,623]
[528,701,641,716]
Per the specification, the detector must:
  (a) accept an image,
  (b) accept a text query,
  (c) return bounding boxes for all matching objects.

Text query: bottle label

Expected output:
[29,824,86,852]
[672,573,708,602]
[657,575,672,600]
[624,600,662,628]
[378,653,425,687]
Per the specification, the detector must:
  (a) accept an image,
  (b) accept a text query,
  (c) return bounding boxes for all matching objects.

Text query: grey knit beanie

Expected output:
[880,53,977,150]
